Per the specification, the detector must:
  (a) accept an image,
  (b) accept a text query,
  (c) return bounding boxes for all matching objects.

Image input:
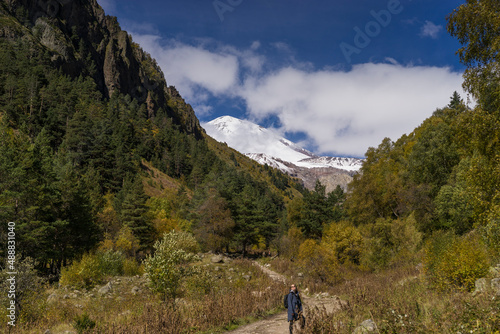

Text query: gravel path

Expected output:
[228,262,346,334]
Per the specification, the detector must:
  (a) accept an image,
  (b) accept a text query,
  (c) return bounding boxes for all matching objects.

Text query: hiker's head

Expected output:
[290,284,297,293]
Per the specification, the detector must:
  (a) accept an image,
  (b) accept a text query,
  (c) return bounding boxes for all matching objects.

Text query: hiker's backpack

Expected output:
[283,293,289,308]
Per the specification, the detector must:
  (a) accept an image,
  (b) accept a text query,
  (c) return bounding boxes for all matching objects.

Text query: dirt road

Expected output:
[228,263,346,334]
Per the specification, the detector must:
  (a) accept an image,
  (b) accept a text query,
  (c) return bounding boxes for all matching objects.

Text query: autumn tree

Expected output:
[321,221,363,265]
[447,0,500,110]
[447,0,500,233]
[194,190,234,253]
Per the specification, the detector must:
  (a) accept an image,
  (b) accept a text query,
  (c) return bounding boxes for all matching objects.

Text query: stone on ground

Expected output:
[353,319,377,333]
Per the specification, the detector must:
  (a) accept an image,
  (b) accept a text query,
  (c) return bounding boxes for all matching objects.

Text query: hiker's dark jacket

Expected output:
[287,291,303,321]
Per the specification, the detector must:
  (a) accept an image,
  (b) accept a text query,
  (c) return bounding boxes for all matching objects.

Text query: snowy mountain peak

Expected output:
[202,116,363,173]
[203,116,317,164]
[208,116,258,135]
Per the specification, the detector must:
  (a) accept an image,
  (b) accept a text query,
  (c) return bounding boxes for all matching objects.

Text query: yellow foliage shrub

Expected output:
[60,251,142,288]
[115,225,140,257]
[99,237,115,252]
[153,214,180,237]
[298,239,339,283]
[424,231,490,291]
[123,258,143,276]
[322,221,363,264]
[60,253,102,288]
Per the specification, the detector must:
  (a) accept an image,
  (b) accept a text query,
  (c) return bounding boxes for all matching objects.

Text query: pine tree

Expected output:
[299,181,333,238]
[119,177,154,251]
[448,91,463,109]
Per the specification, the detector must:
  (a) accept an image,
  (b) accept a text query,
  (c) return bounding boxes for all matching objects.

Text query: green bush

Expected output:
[98,250,125,276]
[435,183,474,233]
[424,231,490,291]
[389,213,422,265]
[60,251,140,288]
[482,206,500,260]
[0,257,45,323]
[123,257,143,276]
[361,215,422,270]
[144,230,200,301]
[73,313,96,334]
[360,218,394,270]
[60,253,103,288]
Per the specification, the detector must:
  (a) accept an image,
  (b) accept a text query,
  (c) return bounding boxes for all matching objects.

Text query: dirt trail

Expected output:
[228,263,345,334]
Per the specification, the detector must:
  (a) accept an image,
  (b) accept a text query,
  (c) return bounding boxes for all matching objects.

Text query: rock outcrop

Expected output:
[0,0,202,136]
[98,281,113,295]
[293,165,354,192]
[473,263,500,295]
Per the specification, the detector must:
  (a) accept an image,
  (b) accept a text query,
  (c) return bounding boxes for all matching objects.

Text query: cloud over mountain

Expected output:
[131,33,465,157]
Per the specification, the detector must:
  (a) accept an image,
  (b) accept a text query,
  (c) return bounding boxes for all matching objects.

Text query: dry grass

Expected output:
[6,256,499,333]
[296,264,500,333]
[4,259,284,334]
[141,160,190,198]
[102,283,283,333]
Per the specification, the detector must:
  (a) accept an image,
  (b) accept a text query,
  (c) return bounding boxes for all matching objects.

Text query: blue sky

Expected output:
[98,0,467,158]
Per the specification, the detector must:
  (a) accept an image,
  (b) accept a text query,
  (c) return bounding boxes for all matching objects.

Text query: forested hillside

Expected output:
[0,0,316,276]
[346,0,500,259]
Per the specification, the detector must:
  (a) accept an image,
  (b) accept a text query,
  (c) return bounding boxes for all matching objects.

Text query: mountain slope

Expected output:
[0,0,303,274]
[1,0,200,135]
[203,116,363,191]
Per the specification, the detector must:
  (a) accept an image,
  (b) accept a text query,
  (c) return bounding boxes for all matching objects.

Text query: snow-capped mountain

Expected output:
[202,116,363,191]
[202,116,314,164]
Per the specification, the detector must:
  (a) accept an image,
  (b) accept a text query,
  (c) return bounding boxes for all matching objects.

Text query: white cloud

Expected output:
[192,105,213,117]
[250,41,261,50]
[120,20,159,35]
[131,34,240,105]
[272,42,293,53]
[384,57,399,65]
[128,33,465,157]
[239,64,464,157]
[402,17,419,25]
[420,21,443,39]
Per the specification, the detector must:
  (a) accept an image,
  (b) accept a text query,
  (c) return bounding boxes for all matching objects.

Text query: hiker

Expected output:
[287,283,304,333]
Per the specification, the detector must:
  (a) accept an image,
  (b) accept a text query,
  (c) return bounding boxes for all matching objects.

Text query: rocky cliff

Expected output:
[0,0,201,135]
